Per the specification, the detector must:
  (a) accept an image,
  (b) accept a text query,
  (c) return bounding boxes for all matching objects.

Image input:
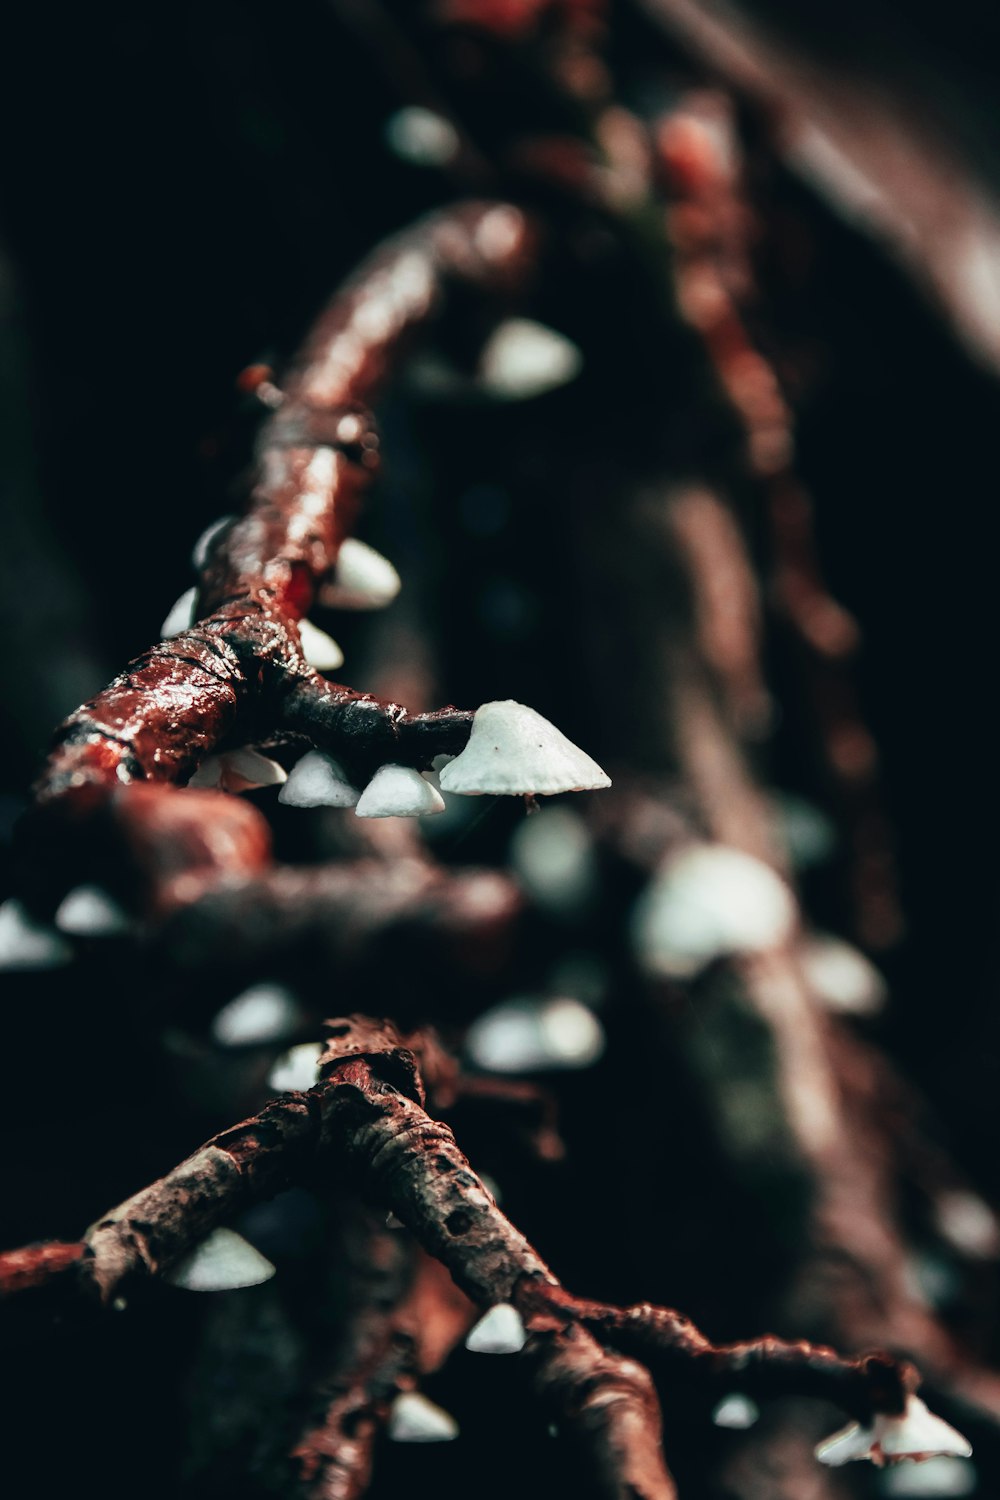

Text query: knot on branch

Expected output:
[319,1017,426,1106]
[856,1352,922,1420]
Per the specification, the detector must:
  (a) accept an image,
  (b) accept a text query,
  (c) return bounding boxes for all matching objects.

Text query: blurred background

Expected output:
[3,3,1000,1497]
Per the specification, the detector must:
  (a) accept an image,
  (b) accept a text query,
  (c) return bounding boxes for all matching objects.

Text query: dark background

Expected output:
[3,3,1000,1496]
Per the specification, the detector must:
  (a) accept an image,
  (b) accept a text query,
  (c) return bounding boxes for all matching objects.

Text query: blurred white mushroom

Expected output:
[0,899,72,970]
[816,1395,972,1468]
[191,515,236,571]
[711,1394,760,1430]
[510,803,597,914]
[465,996,605,1074]
[165,1227,275,1292]
[439,701,610,797]
[298,619,344,672]
[355,764,445,819]
[278,750,360,809]
[632,844,796,979]
[319,538,402,611]
[465,1302,527,1354]
[211,983,303,1048]
[478,318,583,400]
[55,885,130,937]
[388,1392,460,1443]
[934,1190,1000,1260]
[161,586,198,638]
[800,933,887,1016]
[880,1455,976,1495]
[384,106,460,167]
[189,748,287,793]
[267,1041,323,1093]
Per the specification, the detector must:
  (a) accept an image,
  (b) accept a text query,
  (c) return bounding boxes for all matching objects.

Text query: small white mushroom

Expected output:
[711,1394,760,1430]
[816,1395,972,1468]
[478,318,583,400]
[0,899,72,971]
[319,538,402,611]
[298,619,344,672]
[439,701,610,797]
[800,933,887,1016]
[934,1190,1000,1260]
[165,1228,275,1292]
[384,106,460,168]
[388,1392,460,1443]
[210,983,303,1048]
[191,515,236,571]
[465,1303,527,1354]
[189,748,287,793]
[267,1041,323,1093]
[465,996,605,1074]
[355,764,446,819]
[54,886,130,938]
[161,586,198,638]
[632,843,796,979]
[278,750,360,809]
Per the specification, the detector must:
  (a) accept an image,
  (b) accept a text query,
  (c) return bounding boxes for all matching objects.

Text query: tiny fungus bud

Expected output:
[278,750,359,809]
[355,764,446,819]
[465,1303,527,1354]
[388,1391,460,1443]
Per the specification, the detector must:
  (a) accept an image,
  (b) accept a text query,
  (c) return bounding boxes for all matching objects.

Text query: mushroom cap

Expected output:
[279,750,359,809]
[55,885,130,937]
[800,933,886,1016]
[388,1392,459,1443]
[165,1228,275,1292]
[464,995,605,1073]
[211,983,303,1047]
[298,618,344,672]
[267,1041,324,1093]
[355,763,446,819]
[465,1302,528,1354]
[320,538,402,610]
[816,1396,972,1468]
[438,700,610,797]
[191,514,236,572]
[632,843,796,978]
[478,318,583,400]
[189,748,287,793]
[161,586,198,639]
[0,899,72,971]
